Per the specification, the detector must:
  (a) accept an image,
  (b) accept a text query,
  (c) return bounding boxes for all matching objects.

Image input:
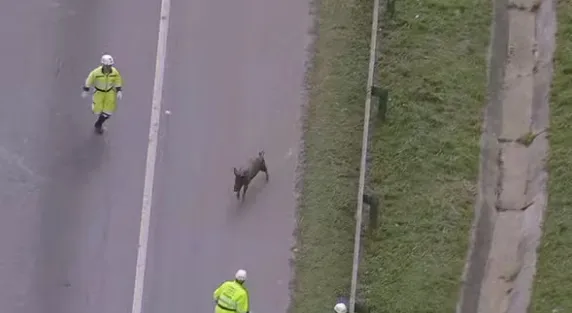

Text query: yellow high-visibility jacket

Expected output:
[213,280,249,313]
[84,66,123,92]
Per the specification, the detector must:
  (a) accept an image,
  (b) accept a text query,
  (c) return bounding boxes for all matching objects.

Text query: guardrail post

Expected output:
[371,86,389,121]
[363,193,380,230]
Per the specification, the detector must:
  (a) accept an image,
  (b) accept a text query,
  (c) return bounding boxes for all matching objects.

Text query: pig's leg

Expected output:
[261,163,269,182]
[242,183,248,201]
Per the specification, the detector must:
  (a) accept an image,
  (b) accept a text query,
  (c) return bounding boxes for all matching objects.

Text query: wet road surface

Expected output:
[0,0,310,313]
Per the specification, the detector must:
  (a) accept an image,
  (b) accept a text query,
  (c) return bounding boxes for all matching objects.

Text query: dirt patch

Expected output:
[456,0,556,312]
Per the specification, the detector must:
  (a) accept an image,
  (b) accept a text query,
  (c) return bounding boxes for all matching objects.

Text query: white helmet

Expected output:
[235,269,247,281]
[334,303,347,313]
[101,54,114,66]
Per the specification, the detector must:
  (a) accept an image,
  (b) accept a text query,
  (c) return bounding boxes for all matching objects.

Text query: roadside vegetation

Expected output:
[290,0,372,312]
[291,0,491,312]
[530,3,572,312]
[357,0,491,312]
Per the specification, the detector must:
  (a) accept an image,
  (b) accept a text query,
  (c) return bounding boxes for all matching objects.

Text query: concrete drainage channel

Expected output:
[456,0,556,312]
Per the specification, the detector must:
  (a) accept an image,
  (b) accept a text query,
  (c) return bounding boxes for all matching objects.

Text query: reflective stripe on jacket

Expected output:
[213,281,249,313]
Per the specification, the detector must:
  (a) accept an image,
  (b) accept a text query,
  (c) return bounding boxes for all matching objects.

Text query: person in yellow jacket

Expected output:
[213,269,250,313]
[82,54,123,134]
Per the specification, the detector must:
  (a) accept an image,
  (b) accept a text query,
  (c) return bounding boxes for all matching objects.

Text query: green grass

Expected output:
[530,2,572,312]
[290,0,490,312]
[359,0,491,312]
[289,0,372,312]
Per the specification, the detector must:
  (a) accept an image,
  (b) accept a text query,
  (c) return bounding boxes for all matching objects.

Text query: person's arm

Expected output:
[113,67,123,92]
[83,69,95,91]
[213,282,225,301]
[236,292,249,313]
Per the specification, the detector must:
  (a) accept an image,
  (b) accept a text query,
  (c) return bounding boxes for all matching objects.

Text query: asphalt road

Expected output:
[0,0,310,312]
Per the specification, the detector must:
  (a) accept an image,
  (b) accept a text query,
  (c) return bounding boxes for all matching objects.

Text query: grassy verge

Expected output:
[530,3,572,312]
[358,0,491,312]
[290,0,372,312]
[291,0,492,312]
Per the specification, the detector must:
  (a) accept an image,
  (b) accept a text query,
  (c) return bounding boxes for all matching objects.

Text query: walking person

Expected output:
[81,54,123,134]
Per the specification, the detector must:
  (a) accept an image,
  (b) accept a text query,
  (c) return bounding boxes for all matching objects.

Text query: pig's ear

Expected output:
[259,150,265,157]
[234,167,239,176]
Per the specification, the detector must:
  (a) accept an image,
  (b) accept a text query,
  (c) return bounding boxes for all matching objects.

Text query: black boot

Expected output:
[94,114,109,134]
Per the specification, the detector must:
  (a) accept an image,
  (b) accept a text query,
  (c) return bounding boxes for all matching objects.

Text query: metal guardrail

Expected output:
[348,0,382,311]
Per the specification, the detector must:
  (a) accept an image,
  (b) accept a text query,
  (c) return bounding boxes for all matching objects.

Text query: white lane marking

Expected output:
[130,0,171,312]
